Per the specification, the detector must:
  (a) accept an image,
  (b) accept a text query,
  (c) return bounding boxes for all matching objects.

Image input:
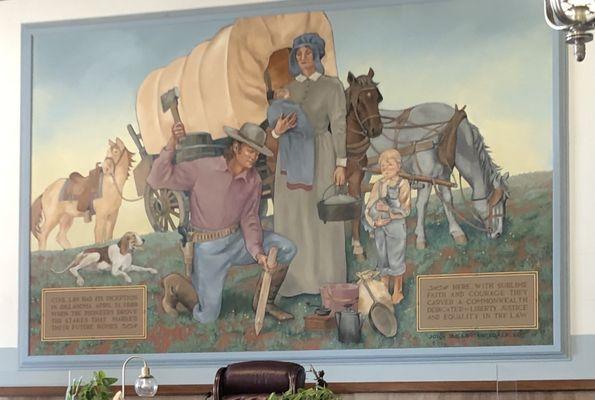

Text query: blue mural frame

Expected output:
[18,0,569,369]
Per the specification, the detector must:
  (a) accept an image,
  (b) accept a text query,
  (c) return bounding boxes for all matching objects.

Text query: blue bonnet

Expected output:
[289,32,326,77]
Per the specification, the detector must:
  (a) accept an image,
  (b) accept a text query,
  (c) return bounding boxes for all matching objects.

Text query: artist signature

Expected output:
[428,331,524,339]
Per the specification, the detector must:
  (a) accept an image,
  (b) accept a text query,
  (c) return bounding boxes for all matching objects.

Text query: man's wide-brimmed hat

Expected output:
[223,123,273,157]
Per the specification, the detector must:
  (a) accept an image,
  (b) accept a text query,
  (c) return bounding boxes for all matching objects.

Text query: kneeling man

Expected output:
[147,122,297,323]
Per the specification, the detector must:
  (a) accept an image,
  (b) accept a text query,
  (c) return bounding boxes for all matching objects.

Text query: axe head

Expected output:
[161,87,180,113]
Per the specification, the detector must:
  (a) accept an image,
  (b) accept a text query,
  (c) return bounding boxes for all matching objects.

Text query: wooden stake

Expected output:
[254,246,278,336]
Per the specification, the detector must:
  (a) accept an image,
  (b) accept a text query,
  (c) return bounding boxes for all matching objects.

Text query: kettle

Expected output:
[335,307,364,344]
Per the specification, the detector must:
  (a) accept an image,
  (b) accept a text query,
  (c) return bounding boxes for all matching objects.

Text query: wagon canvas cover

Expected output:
[136,12,337,154]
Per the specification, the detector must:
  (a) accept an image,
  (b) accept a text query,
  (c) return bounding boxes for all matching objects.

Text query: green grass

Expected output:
[29,171,554,354]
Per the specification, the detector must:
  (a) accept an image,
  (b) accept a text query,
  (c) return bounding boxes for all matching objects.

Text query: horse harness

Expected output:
[369,105,467,168]
[432,174,506,234]
[356,104,506,233]
[346,84,382,166]
[458,179,507,234]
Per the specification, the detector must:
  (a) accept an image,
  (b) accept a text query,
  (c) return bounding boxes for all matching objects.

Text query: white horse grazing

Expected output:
[31,138,134,250]
[366,103,509,249]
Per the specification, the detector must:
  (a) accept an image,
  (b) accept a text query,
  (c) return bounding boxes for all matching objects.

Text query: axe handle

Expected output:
[171,100,182,125]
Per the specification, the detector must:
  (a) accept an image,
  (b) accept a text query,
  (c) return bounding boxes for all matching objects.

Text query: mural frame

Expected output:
[18,0,569,369]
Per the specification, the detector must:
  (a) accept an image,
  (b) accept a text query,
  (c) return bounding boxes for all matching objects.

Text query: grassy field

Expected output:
[29,171,553,355]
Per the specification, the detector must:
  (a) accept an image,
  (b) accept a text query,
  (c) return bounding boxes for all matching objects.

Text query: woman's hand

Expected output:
[167,122,186,150]
[273,112,297,137]
[334,166,346,186]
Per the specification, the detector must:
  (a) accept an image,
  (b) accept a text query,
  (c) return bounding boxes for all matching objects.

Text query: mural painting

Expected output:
[27,0,556,356]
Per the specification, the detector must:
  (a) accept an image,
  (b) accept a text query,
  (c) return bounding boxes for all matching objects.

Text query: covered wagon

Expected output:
[128,11,339,232]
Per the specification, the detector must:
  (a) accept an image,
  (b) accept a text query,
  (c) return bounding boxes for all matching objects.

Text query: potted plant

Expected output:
[267,386,338,400]
[267,367,338,400]
[66,371,118,400]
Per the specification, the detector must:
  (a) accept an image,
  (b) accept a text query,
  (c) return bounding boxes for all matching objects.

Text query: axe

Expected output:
[161,87,182,124]
[254,246,278,336]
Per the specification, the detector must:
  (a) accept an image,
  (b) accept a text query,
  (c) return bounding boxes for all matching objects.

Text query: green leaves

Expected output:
[75,371,118,400]
[267,387,338,400]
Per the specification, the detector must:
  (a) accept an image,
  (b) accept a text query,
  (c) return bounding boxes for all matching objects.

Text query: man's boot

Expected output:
[252,264,293,321]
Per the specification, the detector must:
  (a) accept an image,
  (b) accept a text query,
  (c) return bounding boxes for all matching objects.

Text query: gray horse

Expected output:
[366,102,509,249]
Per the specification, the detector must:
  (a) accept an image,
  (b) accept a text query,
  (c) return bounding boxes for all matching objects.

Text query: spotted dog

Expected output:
[52,231,156,286]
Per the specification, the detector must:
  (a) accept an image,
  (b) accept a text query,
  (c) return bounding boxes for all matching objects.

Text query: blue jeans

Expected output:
[192,230,297,323]
[375,219,406,277]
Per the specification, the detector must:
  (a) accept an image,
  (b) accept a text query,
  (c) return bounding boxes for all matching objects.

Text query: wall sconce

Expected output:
[113,356,158,400]
[544,0,595,61]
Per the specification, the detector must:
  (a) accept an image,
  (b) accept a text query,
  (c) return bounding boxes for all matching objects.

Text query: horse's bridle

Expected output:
[348,85,382,138]
[103,146,125,173]
[485,187,506,233]
[102,145,144,202]
[470,187,507,234]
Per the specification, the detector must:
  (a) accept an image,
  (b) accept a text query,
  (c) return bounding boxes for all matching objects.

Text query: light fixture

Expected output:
[113,356,158,400]
[544,0,595,61]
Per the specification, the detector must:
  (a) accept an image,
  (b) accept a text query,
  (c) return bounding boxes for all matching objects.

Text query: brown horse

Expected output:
[264,68,383,259]
[31,138,135,250]
[344,68,384,259]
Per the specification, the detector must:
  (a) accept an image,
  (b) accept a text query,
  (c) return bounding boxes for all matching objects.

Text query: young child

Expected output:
[364,149,411,304]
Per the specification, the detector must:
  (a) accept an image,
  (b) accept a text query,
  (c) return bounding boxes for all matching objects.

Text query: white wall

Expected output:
[0,0,594,386]
[568,49,595,336]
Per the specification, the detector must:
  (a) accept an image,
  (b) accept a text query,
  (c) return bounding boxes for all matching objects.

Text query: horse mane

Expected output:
[468,122,508,192]
[124,148,135,178]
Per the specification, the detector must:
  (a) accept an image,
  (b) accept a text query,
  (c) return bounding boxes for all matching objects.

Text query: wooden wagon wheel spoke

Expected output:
[167,192,180,209]
[144,186,189,233]
[149,192,159,206]
[159,190,169,210]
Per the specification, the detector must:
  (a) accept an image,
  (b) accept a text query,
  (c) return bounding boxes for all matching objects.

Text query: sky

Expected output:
[29,0,553,250]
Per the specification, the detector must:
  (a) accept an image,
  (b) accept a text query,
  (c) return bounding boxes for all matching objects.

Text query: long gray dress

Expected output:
[276,73,347,297]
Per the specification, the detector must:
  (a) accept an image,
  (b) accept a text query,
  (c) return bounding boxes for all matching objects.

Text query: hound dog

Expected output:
[52,231,157,286]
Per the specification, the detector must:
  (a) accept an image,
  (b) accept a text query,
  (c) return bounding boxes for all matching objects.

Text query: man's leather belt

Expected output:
[190,224,239,243]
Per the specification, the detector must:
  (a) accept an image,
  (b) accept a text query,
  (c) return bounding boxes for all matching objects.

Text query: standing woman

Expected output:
[271,33,347,297]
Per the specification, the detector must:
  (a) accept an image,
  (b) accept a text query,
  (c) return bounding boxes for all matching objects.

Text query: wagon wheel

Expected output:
[144,186,189,232]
